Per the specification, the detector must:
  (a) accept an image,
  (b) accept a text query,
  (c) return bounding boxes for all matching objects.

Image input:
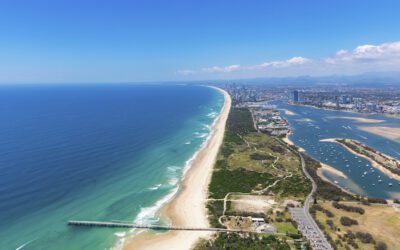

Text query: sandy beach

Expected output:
[282,109,296,115]
[122,87,231,250]
[358,126,400,141]
[318,163,347,179]
[283,133,305,152]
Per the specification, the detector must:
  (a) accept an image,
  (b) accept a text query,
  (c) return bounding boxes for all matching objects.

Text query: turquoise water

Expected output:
[273,101,400,199]
[0,84,224,249]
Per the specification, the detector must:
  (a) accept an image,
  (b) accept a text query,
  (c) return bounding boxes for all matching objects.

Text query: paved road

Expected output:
[293,153,333,250]
[274,137,332,249]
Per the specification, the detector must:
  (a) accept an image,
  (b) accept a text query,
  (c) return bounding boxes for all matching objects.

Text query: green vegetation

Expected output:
[200,107,312,248]
[269,175,311,198]
[226,108,256,135]
[206,200,224,228]
[208,167,274,199]
[332,201,365,214]
[275,222,298,235]
[194,233,291,250]
[337,138,400,176]
[340,216,359,227]
[209,108,310,200]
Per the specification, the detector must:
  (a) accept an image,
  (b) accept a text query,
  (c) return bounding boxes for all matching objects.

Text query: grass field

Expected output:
[314,201,400,249]
[275,222,299,235]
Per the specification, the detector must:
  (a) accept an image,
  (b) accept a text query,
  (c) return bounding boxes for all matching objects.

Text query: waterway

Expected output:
[273,101,400,199]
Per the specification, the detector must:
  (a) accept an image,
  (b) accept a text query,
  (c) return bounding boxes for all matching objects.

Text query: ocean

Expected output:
[273,101,400,199]
[0,84,224,249]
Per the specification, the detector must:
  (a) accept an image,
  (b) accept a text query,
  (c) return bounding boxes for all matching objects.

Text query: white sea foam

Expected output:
[134,186,179,225]
[202,124,211,131]
[168,177,179,186]
[207,112,218,118]
[114,232,126,238]
[16,239,36,250]
[148,183,162,190]
[118,93,225,249]
[185,141,191,145]
[196,133,208,138]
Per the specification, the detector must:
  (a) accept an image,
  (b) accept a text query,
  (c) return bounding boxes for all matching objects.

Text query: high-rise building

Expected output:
[291,90,299,102]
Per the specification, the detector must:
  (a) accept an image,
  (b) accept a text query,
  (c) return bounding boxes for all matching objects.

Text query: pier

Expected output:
[68,220,255,233]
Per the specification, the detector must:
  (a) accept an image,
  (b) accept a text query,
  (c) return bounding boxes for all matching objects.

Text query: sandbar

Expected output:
[326,116,384,123]
[358,126,400,141]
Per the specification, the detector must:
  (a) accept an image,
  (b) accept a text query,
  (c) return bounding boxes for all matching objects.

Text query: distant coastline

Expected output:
[123,87,231,250]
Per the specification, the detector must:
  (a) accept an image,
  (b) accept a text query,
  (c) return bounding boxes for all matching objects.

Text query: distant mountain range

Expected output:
[203,71,400,87]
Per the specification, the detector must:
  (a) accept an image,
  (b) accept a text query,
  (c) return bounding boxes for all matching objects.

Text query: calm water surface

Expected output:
[273,101,400,199]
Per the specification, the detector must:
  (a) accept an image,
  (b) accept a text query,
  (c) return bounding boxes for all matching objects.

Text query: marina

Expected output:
[273,101,400,199]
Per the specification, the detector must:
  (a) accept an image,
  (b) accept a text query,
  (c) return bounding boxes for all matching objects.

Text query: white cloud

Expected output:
[176,41,400,78]
[326,41,400,63]
[201,64,242,73]
[176,57,311,76]
[257,56,311,69]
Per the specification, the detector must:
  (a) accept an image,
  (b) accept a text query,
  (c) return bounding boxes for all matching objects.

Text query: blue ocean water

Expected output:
[0,84,224,249]
[273,101,400,199]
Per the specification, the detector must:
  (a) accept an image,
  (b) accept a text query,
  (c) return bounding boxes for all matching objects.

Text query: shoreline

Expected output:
[122,87,231,250]
[280,132,357,198]
[318,163,347,179]
[294,102,391,117]
[283,133,305,152]
[316,169,357,197]
[321,138,400,181]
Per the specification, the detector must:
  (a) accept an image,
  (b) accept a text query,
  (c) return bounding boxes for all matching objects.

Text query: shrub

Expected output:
[355,231,375,244]
[332,201,365,214]
[375,241,388,250]
[340,216,358,226]
[367,197,387,204]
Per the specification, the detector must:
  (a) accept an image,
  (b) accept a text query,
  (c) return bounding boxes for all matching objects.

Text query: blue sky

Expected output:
[1,0,400,83]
